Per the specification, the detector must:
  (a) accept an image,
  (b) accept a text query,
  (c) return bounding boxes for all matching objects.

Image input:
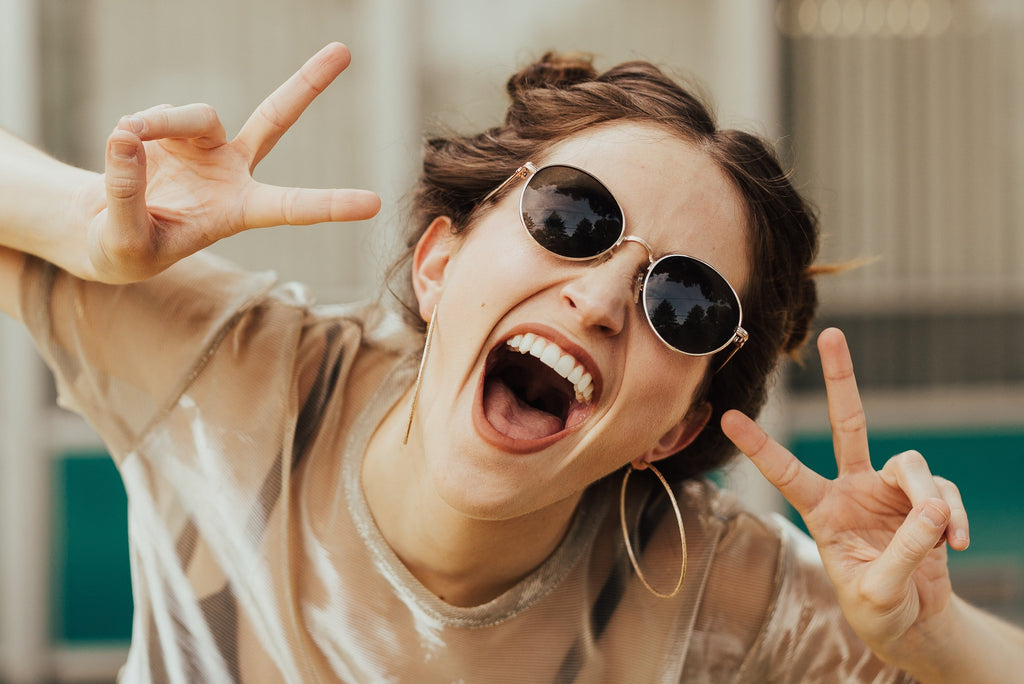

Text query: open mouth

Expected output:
[476,332,597,449]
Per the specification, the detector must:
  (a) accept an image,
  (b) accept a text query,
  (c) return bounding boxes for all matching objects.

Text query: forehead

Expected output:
[536,122,750,293]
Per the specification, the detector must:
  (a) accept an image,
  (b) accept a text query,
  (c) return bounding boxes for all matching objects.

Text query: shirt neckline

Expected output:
[341,352,610,629]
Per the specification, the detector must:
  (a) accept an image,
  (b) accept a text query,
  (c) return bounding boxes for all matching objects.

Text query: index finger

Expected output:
[236,43,352,169]
[819,328,873,475]
[721,410,827,516]
[241,182,381,229]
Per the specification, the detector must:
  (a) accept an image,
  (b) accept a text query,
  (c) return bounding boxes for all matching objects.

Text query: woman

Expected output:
[0,43,1021,683]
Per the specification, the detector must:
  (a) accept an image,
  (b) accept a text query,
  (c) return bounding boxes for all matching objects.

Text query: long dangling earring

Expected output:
[403,306,437,445]
[619,462,687,598]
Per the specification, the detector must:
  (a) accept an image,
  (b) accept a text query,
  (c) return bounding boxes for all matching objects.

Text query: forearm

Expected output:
[0,245,25,320]
[895,594,1024,684]
[0,129,99,273]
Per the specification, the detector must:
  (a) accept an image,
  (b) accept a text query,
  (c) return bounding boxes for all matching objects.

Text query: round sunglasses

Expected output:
[483,162,749,364]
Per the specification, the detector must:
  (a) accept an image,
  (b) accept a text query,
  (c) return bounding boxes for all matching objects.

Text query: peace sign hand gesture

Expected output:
[77,43,380,283]
[722,328,971,675]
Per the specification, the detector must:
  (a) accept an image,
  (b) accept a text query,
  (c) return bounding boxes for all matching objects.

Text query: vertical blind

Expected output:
[778,0,1024,316]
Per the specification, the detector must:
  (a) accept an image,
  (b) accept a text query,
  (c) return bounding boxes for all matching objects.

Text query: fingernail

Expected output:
[110,141,137,161]
[954,532,970,549]
[921,505,945,529]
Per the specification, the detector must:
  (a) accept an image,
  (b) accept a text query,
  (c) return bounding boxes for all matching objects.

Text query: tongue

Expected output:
[483,378,564,440]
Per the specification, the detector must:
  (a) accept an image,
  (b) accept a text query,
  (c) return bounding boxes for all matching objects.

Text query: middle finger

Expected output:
[236,42,352,169]
[819,328,873,474]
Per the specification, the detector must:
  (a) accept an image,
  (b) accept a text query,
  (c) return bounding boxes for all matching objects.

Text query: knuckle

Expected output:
[280,188,301,224]
[835,408,867,435]
[901,449,926,464]
[890,449,927,471]
[105,174,140,200]
[743,427,771,461]
[151,108,170,131]
[773,456,803,490]
[258,98,285,128]
[824,365,856,384]
[893,529,929,560]
[195,103,219,128]
[935,477,962,500]
[299,62,327,94]
[855,582,897,613]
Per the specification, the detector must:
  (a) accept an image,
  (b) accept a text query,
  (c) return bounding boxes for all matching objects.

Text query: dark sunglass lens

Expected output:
[644,257,740,355]
[521,166,623,259]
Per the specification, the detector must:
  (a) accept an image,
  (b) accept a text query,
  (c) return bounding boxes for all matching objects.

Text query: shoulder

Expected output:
[686,480,791,635]
[681,481,817,679]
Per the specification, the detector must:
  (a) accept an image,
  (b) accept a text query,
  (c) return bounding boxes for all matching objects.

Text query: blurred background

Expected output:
[0,0,1021,681]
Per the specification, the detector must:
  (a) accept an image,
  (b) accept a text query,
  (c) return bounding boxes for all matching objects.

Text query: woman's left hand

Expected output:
[721,327,969,666]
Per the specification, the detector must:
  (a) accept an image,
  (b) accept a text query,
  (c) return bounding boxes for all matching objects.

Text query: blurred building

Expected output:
[0,0,1021,682]
[778,0,1024,628]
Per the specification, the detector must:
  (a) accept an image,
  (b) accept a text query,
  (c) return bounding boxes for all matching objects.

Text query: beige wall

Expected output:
[37,0,775,303]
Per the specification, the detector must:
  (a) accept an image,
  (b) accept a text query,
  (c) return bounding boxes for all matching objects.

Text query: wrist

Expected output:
[885,594,1024,684]
[880,595,962,684]
[13,162,101,277]
[0,129,101,274]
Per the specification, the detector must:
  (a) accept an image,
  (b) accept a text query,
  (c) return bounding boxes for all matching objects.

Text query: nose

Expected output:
[559,239,652,337]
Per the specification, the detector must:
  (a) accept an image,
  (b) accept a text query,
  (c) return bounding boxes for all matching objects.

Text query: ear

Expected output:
[631,402,712,470]
[412,216,457,321]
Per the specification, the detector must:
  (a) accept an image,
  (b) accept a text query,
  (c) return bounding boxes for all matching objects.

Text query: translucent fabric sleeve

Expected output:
[19,252,277,458]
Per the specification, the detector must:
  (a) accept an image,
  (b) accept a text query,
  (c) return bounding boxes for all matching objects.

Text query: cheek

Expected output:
[449,228,552,312]
[610,349,708,444]
[642,351,707,409]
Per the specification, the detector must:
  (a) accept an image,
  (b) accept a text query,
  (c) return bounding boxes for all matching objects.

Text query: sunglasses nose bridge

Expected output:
[617,235,654,304]
[560,249,643,338]
[620,235,655,263]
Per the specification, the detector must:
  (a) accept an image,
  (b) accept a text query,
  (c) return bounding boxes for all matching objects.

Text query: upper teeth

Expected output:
[506,333,594,403]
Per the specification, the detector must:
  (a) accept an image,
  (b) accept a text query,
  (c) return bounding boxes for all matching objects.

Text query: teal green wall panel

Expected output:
[52,452,133,643]
[46,431,1024,641]
[789,428,1024,623]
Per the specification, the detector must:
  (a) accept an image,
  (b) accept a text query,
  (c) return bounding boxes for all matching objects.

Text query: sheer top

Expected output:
[21,254,912,683]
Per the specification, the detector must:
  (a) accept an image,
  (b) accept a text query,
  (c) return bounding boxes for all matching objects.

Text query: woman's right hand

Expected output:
[80,42,380,283]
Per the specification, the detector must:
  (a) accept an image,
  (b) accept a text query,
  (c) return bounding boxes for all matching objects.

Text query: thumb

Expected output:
[862,499,950,607]
[95,125,155,279]
[103,124,151,241]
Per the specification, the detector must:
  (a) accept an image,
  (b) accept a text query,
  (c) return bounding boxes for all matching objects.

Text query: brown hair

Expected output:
[387,52,820,482]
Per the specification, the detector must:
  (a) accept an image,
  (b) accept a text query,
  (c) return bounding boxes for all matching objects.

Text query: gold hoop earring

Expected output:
[403,306,437,445]
[619,463,687,598]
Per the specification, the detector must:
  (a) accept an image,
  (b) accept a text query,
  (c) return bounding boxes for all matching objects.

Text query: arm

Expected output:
[904,594,1024,683]
[0,42,379,292]
[722,328,1024,683]
[0,245,25,320]
[0,128,97,320]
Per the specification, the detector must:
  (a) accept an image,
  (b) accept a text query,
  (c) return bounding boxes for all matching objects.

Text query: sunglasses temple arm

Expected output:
[481,162,538,205]
[714,327,749,374]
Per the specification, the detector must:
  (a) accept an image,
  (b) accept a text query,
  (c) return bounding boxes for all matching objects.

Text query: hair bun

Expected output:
[506,51,597,97]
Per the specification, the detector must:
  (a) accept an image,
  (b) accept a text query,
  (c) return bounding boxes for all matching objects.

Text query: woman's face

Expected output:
[411,121,750,522]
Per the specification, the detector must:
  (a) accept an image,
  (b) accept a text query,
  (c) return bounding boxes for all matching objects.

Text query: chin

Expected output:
[428,448,554,522]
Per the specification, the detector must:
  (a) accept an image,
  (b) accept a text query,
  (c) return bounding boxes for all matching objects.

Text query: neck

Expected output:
[362,391,580,607]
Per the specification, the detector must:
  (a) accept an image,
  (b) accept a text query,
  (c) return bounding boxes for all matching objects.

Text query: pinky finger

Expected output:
[241,184,381,229]
[937,477,970,551]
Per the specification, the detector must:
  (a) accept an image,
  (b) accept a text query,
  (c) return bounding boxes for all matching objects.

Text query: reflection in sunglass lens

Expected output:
[521,166,623,259]
[644,256,740,355]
